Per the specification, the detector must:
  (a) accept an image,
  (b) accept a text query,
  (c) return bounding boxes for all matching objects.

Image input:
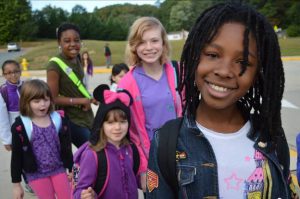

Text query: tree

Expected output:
[0,0,36,43]
[94,4,158,40]
[69,5,89,38]
[169,1,193,31]
[286,2,300,37]
[33,5,69,39]
[157,0,178,31]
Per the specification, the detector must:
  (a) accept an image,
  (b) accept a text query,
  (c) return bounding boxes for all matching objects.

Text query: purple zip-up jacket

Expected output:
[73,142,138,199]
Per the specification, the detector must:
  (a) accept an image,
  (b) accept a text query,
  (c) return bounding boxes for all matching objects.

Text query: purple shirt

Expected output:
[6,81,20,112]
[26,121,65,182]
[133,66,176,140]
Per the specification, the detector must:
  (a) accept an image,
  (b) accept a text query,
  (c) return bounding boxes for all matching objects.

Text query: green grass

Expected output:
[14,37,300,70]
[279,37,300,56]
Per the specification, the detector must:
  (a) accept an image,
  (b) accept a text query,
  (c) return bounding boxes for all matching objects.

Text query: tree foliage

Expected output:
[0,0,36,43]
[33,5,68,39]
[1,0,300,44]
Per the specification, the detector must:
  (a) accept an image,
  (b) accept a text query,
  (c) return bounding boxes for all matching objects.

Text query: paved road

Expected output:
[0,49,27,66]
[0,59,299,197]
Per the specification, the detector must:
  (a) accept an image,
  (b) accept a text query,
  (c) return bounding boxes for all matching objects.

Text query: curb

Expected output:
[282,56,300,61]
[21,67,112,77]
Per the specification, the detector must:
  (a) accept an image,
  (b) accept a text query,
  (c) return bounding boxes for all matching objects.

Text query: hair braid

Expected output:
[179,2,285,149]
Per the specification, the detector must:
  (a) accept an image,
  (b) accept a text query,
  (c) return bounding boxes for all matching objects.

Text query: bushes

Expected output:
[287,25,300,37]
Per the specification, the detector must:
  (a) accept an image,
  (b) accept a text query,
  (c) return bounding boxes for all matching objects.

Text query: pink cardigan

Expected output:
[118,62,182,173]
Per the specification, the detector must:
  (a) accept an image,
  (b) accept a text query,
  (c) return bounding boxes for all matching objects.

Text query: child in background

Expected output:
[147,2,297,198]
[118,17,182,191]
[297,133,300,186]
[0,60,23,151]
[47,23,95,148]
[73,84,139,199]
[11,79,73,199]
[110,63,129,91]
[81,51,93,90]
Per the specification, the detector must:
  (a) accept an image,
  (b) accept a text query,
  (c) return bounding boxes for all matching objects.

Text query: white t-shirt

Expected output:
[196,121,258,198]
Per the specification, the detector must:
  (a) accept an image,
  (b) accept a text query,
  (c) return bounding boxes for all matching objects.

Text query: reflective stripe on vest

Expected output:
[50,57,91,99]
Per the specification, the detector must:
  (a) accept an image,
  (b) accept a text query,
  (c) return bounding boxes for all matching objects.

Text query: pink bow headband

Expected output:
[103,90,131,106]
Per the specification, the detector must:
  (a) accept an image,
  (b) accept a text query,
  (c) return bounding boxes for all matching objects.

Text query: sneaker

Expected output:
[24,183,34,194]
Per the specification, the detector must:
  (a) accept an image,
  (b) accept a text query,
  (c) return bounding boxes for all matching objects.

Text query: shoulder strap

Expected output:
[94,149,109,196]
[171,60,180,91]
[130,143,140,175]
[275,128,290,179]
[158,117,183,198]
[49,57,91,99]
[20,112,61,141]
[20,115,33,140]
[0,84,8,105]
[50,111,62,133]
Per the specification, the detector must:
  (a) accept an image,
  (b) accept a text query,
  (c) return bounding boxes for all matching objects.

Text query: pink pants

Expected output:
[29,172,71,199]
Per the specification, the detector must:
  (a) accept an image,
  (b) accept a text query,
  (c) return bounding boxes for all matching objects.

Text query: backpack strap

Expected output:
[49,57,91,99]
[20,111,61,140]
[50,111,62,133]
[94,149,109,197]
[93,144,139,196]
[158,117,183,198]
[171,60,180,91]
[130,143,140,175]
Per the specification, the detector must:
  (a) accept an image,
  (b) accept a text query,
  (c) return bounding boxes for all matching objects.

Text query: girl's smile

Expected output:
[196,22,258,110]
[3,63,21,84]
[204,81,236,99]
[136,27,163,67]
[59,29,81,60]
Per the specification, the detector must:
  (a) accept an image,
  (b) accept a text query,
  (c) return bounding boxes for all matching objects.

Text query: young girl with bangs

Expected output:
[73,84,139,199]
[118,17,182,191]
[11,79,73,199]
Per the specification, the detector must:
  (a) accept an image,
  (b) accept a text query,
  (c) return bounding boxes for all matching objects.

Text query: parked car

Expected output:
[7,42,21,52]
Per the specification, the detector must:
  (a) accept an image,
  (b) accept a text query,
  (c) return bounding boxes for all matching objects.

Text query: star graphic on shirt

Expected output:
[224,173,243,190]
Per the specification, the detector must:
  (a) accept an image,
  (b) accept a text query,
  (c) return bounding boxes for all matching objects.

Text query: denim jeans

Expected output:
[69,120,91,148]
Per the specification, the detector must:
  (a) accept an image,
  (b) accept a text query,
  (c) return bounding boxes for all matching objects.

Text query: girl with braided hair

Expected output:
[147,2,298,198]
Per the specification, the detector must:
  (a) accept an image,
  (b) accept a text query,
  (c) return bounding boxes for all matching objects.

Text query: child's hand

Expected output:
[13,183,24,199]
[140,174,147,192]
[82,98,92,111]
[4,144,12,151]
[81,187,95,199]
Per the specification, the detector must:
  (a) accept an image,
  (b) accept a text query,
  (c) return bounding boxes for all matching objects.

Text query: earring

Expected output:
[58,46,61,52]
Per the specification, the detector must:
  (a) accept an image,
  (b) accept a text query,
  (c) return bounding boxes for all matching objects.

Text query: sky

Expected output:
[30,0,160,12]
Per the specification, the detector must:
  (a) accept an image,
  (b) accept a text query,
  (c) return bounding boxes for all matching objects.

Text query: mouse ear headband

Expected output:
[93,84,133,107]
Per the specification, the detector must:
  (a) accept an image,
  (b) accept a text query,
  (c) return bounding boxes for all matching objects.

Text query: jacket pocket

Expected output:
[177,165,197,186]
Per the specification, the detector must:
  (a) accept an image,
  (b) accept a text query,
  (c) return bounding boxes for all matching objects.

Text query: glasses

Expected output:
[3,70,21,76]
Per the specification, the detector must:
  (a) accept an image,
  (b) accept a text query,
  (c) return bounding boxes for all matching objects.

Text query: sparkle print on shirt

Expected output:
[224,173,243,190]
[244,150,265,199]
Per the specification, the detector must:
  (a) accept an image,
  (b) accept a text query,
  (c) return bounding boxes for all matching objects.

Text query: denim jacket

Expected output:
[146,115,294,199]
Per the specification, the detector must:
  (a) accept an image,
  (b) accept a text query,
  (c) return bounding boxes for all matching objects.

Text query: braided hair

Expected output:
[179,3,284,146]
